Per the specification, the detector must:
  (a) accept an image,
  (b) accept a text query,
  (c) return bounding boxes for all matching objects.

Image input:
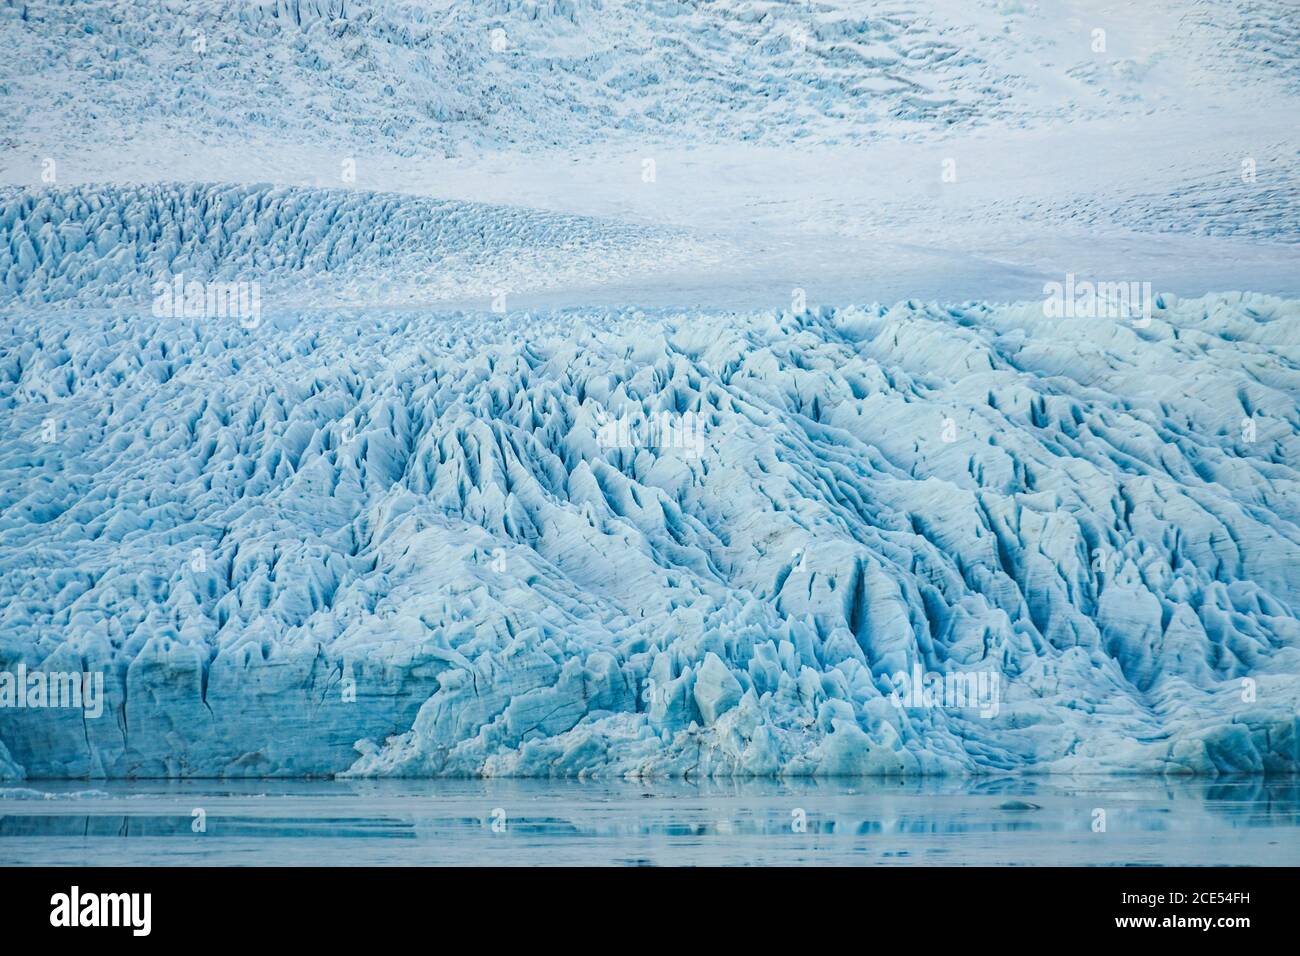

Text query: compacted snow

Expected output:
[1,1,1298,779]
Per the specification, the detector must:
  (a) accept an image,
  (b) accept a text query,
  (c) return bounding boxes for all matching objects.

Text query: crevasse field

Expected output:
[1,0,1298,783]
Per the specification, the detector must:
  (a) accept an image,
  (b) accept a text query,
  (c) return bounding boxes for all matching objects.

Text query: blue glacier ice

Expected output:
[1,1,1298,779]
[0,183,1297,777]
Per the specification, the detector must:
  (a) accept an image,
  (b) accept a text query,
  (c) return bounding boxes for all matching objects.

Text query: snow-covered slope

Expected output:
[0,0,1140,154]
[1,294,1297,777]
[6,0,1298,157]
[5,1,1298,307]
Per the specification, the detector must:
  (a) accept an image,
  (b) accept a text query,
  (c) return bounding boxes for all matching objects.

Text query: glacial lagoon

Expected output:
[2,776,1296,867]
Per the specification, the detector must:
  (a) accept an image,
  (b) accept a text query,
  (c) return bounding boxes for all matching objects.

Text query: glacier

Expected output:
[1,0,1299,780]
[1,202,1297,776]
[0,183,723,312]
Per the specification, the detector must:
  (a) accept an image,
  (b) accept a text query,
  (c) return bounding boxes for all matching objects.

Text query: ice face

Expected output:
[0,739,22,781]
[1,269,1296,777]
[1,2,1298,779]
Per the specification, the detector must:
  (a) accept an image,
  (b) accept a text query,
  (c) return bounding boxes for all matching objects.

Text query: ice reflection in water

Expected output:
[1,776,1296,866]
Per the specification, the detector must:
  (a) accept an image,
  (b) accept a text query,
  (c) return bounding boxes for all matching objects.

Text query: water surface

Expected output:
[2,776,1296,866]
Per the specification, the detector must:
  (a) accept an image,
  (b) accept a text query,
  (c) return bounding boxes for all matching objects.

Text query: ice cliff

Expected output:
[1,196,1297,775]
